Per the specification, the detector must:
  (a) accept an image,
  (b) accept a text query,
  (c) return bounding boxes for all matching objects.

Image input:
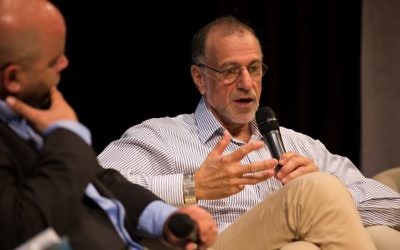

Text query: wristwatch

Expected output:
[183,173,197,204]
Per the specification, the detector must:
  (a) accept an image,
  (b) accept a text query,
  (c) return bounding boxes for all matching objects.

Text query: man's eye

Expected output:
[249,65,261,73]
[225,68,240,74]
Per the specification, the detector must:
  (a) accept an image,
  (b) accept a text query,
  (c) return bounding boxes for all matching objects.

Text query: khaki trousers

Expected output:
[212,172,376,250]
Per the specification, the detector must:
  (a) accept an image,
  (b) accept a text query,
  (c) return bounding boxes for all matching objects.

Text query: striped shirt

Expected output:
[98,97,400,232]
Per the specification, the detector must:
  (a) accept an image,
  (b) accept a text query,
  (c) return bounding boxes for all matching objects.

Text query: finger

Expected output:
[47,86,65,107]
[238,170,274,185]
[280,166,311,184]
[245,169,275,179]
[184,242,198,250]
[211,130,231,156]
[278,158,316,183]
[238,159,277,176]
[279,154,313,175]
[278,151,297,165]
[5,96,39,121]
[276,152,300,177]
[228,140,264,162]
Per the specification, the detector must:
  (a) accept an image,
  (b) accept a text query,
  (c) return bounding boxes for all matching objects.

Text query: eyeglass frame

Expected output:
[196,62,269,84]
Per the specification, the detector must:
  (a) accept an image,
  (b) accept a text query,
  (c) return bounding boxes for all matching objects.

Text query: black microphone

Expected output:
[168,213,198,243]
[255,106,286,172]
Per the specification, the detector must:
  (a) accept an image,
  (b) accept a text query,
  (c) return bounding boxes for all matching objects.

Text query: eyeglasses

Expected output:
[197,62,268,84]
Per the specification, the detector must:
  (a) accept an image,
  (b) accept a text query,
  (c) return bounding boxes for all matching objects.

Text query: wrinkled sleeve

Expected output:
[98,121,186,207]
[282,129,400,230]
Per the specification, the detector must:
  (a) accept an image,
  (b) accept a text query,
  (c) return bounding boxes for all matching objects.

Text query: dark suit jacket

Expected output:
[0,121,162,250]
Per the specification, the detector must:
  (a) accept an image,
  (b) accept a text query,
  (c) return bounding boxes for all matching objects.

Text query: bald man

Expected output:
[0,1,216,249]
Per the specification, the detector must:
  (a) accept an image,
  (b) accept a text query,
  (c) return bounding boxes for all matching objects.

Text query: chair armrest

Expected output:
[373,167,400,193]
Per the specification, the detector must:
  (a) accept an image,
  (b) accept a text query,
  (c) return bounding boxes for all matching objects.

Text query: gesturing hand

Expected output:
[194,130,277,200]
[6,86,77,133]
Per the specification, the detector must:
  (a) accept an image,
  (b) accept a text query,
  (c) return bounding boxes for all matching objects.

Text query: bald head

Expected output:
[0,0,68,106]
[0,0,65,67]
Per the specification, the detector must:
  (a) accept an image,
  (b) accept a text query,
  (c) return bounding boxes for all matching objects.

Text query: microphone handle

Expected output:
[265,130,286,172]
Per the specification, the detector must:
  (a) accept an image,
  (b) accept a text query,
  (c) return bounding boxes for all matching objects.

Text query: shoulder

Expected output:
[280,126,311,140]
[125,113,196,135]
[280,126,327,150]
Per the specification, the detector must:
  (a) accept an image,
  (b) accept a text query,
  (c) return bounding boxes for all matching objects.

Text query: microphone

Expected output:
[255,106,286,172]
[168,213,199,243]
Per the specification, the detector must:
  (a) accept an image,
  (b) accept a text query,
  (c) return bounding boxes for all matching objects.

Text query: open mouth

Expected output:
[235,98,253,104]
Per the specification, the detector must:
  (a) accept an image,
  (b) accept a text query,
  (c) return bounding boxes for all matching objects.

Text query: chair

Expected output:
[372,166,400,193]
[368,166,400,250]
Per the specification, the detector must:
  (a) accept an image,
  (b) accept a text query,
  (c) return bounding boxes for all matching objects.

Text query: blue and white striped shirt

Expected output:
[98,97,400,232]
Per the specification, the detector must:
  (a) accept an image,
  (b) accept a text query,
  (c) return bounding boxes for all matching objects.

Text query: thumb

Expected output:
[6,96,38,121]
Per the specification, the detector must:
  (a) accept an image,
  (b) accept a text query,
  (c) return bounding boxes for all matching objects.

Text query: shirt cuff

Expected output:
[43,120,92,145]
[137,200,177,238]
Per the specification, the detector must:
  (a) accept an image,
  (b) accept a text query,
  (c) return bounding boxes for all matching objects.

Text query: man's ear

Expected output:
[1,64,22,94]
[191,64,206,95]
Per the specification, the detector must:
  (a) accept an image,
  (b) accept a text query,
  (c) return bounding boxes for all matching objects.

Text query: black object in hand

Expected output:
[168,213,198,243]
[256,106,286,172]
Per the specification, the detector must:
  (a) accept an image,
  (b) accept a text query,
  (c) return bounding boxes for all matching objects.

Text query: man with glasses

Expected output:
[196,62,268,85]
[99,16,400,249]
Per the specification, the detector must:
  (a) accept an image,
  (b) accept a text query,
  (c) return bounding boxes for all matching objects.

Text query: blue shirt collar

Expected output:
[0,98,43,147]
[0,99,22,123]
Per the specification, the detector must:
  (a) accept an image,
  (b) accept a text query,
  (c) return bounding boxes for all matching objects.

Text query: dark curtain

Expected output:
[53,0,361,166]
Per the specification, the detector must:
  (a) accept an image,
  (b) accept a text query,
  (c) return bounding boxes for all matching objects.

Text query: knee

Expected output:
[286,172,351,202]
[297,172,343,187]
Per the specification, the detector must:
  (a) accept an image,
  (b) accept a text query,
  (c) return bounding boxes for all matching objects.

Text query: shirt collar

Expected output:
[0,98,42,147]
[194,97,263,144]
[0,99,21,123]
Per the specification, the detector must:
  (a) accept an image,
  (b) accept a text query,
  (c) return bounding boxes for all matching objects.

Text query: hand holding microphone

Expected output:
[256,106,318,183]
[168,213,199,244]
[256,106,286,173]
[165,205,218,250]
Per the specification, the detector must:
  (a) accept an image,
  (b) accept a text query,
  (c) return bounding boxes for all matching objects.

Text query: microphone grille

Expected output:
[169,213,194,238]
[255,106,280,133]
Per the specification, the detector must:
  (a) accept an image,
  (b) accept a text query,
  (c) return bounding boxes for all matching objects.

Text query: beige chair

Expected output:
[373,166,400,193]
[368,166,400,250]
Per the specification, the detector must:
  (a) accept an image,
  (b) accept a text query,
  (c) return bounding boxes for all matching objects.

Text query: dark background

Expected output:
[52,1,361,167]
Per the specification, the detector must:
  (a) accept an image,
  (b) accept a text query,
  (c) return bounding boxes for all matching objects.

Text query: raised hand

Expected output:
[194,130,277,200]
[5,86,77,133]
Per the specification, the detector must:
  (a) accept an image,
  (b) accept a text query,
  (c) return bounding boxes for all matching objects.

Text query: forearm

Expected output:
[291,133,400,229]
[124,172,186,206]
[98,136,186,206]
[348,179,400,229]
[315,146,400,229]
